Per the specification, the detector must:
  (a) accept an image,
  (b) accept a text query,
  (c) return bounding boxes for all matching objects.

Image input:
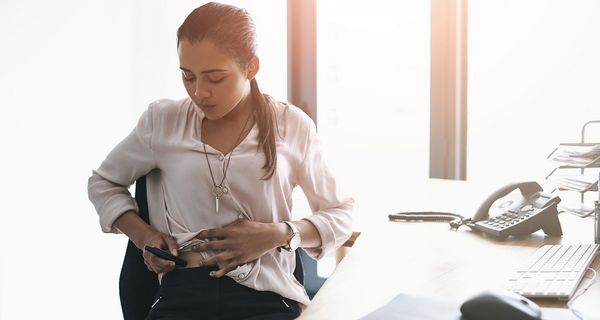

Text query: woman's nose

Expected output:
[194,85,211,99]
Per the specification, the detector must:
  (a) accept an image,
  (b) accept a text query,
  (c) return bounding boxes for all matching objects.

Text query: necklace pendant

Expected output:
[212,185,225,198]
[212,185,227,214]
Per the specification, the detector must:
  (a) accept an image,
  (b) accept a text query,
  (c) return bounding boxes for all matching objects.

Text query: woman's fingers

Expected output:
[210,261,239,278]
[195,228,227,239]
[191,239,228,251]
[145,251,176,273]
[164,236,179,256]
[142,234,179,273]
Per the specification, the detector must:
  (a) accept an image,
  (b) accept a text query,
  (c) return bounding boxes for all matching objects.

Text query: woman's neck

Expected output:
[211,94,254,127]
[201,94,255,154]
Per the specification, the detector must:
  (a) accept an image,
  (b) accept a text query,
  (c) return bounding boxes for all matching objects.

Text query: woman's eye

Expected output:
[182,75,195,83]
[207,77,225,84]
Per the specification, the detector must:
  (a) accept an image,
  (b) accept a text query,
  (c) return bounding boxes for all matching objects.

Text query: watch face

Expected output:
[290,234,301,250]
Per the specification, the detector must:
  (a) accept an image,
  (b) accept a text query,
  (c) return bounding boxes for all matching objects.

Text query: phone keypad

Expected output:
[480,212,534,230]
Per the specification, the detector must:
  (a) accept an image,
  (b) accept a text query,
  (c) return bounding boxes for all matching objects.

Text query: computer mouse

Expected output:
[460,290,542,320]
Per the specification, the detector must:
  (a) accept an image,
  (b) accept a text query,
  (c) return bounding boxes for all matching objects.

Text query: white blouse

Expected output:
[87,97,353,306]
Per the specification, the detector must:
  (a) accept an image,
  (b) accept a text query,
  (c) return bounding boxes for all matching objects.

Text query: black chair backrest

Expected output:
[118,176,304,320]
[119,176,159,320]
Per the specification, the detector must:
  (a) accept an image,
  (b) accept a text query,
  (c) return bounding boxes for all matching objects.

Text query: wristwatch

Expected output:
[279,221,301,252]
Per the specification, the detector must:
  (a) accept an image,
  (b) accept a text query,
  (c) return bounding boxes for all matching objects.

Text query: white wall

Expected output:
[0,1,133,319]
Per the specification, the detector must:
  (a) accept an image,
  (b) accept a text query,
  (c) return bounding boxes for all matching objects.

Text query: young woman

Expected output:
[88,2,353,319]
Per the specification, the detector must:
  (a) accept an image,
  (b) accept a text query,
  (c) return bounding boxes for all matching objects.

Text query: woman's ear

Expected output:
[247,56,260,80]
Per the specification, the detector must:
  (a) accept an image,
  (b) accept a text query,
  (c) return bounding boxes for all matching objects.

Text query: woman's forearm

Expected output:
[274,219,322,249]
[113,210,156,250]
[295,219,322,248]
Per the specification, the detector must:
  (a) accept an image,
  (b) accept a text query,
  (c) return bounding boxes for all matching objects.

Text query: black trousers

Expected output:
[145,266,301,320]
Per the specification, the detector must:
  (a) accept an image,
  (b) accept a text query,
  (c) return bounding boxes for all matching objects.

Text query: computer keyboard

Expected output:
[505,243,599,299]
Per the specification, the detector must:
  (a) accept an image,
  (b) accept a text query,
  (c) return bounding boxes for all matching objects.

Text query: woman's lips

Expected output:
[196,102,216,109]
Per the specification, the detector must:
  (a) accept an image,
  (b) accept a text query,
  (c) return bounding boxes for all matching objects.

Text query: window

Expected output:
[316,0,431,226]
[468,1,600,209]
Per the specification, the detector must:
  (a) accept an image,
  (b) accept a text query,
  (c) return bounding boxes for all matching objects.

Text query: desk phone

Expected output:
[470,182,562,238]
[389,181,563,239]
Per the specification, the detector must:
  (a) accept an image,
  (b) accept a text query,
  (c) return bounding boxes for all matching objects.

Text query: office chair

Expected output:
[119,176,305,320]
[119,176,159,320]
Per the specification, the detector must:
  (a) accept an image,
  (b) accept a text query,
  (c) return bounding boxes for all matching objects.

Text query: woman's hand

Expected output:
[192,218,288,278]
[141,230,179,274]
[113,211,179,274]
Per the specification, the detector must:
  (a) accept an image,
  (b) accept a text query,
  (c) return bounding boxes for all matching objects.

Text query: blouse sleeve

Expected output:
[87,104,158,233]
[296,119,354,260]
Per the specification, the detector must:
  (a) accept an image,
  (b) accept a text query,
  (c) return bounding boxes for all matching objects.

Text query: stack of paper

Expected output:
[548,174,599,192]
[549,143,600,167]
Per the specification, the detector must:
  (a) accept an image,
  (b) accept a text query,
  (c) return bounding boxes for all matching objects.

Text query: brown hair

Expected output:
[177,2,277,179]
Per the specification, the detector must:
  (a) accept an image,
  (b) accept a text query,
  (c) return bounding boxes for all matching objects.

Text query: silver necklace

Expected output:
[201,112,253,213]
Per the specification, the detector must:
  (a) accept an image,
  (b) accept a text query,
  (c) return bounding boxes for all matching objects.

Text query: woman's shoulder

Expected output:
[137,97,195,136]
[147,97,194,118]
[272,100,315,133]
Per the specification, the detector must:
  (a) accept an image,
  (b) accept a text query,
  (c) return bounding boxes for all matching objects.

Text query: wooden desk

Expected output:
[300,208,600,319]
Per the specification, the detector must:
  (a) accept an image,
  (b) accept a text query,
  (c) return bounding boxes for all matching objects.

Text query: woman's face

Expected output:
[178,39,256,120]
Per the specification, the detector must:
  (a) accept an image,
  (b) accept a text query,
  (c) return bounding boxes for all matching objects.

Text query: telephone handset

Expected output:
[388,181,563,239]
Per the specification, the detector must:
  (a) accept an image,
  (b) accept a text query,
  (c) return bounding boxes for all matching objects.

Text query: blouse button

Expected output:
[238,273,246,279]
[218,155,224,161]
